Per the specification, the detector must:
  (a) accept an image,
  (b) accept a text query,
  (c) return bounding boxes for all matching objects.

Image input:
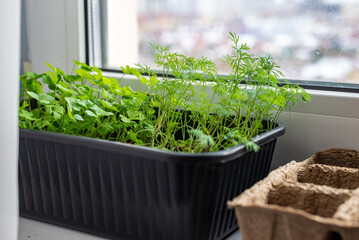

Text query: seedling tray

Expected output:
[18,121,284,240]
[228,149,359,240]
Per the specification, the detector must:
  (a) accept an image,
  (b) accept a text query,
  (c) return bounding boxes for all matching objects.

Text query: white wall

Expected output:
[0,1,21,239]
[272,90,359,169]
[25,0,85,74]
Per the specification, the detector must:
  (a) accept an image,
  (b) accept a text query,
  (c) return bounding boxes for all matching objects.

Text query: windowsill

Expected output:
[18,217,242,240]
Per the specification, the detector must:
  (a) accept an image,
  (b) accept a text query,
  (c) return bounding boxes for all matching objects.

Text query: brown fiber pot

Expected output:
[228,149,359,240]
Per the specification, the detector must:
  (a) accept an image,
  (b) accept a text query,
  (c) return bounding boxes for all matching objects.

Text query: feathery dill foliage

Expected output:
[19,33,311,153]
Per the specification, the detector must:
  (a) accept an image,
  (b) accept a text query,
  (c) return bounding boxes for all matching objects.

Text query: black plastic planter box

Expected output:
[18,122,285,240]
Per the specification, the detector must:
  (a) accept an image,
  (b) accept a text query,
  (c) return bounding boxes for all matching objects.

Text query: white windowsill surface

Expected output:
[18,217,242,240]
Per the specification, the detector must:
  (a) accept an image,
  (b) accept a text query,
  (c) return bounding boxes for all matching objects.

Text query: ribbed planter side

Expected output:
[19,125,283,240]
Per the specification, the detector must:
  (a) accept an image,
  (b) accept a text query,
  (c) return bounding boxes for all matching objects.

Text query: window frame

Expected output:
[84,0,359,94]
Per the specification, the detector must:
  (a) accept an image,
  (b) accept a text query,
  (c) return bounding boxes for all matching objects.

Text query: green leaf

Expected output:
[26,91,39,100]
[128,130,143,144]
[101,100,117,111]
[245,141,260,152]
[136,91,148,105]
[67,105,73,118]
[73,60,81,65]
[52,105,65,120]
[41,74,56,89]
[102,89,114,99]
[20,75,27,83]
[85,110,97,117]
[188,129,215,148]
[91,105,113,116]
[67,75,82,82]
[130,68,141,78]
[73,60,92,71]
[54,105,64,115]
[48,70,59,84]
[19,109,37,121]
[35,81,43,93]
[73,114,84,121]
[56,82,75,94]
[92,66,102,74]
[38,93,55,104]
[127,110,140,118]
[149,77,158,87]
[84,99,95,108]
[122,86,135,97]
[75,68,94,79]
[102,77,112,86]
[127,110,144,120]
[100,122,114,132]
[37,120,51,130]
[53,112,61,120]
[46,62,56,72]
[25,72,42,81]
[75,99,87,107]
[65,97,82,112]
[120,115,132,123]
[56,68,66,77]
[140,77,148,85]
[233,90,248,101]
[42,73,52,84]
[121,66,130,74]
[45,106,53,114]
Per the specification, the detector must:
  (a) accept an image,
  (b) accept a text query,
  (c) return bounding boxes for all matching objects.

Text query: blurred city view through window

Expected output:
[102,0,359,83]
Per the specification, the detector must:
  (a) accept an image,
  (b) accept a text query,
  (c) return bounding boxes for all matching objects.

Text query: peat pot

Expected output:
[18,121,284,240]
[228,149,359,240]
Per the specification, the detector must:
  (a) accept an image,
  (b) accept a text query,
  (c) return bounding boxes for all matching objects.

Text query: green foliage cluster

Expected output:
[19,33,311,153]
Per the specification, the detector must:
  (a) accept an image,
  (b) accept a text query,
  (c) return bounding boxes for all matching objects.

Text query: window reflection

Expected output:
[102,0,359,83]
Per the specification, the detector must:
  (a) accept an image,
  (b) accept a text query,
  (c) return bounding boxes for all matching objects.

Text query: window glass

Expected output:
[88,0,359,84]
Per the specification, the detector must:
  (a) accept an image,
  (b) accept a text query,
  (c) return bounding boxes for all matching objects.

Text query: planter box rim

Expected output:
[19,121,284,164]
